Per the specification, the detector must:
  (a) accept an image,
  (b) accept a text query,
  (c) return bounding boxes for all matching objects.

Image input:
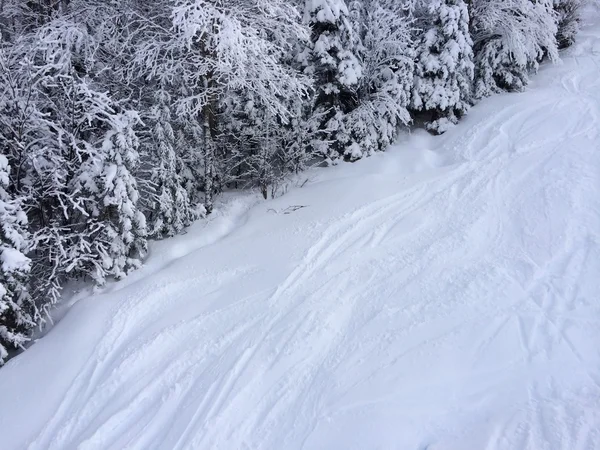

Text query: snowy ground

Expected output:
[2,12,600,450]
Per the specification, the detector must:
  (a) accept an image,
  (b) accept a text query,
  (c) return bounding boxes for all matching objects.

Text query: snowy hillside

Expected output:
[2,7,600,450]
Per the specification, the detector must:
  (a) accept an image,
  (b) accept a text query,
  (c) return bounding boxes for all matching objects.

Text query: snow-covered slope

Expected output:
[2,11,600,450]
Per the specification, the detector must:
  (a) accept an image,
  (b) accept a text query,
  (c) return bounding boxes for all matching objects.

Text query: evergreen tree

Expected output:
[76,111,148,283]
[412,0,474,134]
[0,155,34,365]
[471,0,559,99]
[147,90,198,238]
[341,0,414,160]
[170,0,310,212]
[301,0,363,161]
[554,0,583,49]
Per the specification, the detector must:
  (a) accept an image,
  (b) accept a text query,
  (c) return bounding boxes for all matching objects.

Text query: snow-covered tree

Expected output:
[75,111,148,284]
[471,0,559,99]
[216,71,315,197]
[554,0,583,49]
[347,0,366,51]
[412,0,474,134]
[301,0,363,160]
[1,14,142,295]
[340,0,414,160]
[0,34,68,307]
[131,0,311,213]
[174,120,206,205]
[146,90,198,238]
[0,155,34,365]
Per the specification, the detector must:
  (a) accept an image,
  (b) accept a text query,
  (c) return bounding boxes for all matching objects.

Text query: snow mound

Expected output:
[385,129,448,175]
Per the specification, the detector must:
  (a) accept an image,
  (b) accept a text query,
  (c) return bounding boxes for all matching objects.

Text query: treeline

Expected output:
[0,0,583,363]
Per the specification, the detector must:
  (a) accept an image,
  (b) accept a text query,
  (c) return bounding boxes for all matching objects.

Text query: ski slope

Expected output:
[2,12,600,450]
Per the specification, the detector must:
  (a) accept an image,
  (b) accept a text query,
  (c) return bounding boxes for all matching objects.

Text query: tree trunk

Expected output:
[202,75,217,214]
[202,106,214,214]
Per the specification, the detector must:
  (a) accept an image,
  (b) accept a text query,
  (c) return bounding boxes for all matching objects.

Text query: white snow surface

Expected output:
[2,13,600,450]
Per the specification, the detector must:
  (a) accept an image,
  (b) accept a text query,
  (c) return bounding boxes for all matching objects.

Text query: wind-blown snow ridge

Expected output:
[2,9,600,450]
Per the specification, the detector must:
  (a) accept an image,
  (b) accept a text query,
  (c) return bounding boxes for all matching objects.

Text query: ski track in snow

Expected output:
[2,13,600,450]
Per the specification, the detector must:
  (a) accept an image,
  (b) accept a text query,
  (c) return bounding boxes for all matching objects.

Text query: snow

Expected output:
[0,247,30,273]
[2,9,600,450]
[306,0,349,24]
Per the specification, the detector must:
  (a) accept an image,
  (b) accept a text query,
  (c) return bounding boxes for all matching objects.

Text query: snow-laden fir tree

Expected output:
[0,155,34,365]
[347,0,366,51]
[341,0,414,160]
[554,0,583,49]
[147,90,198,238]
[76,111,148,283]
[301,0,363,161]
[174,120,206,205]
[412,0,474,134]
[471,0,558,99]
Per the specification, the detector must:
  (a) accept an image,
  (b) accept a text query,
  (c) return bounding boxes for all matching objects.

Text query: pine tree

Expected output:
[175,120,206,207]
[554,0,583,49]
[341,0,414,160]
[83,111,148,282]
[147,90,198,238]
[1,15,148,297]
[301,0,363,161]
[471,0,558,99]
[412,0,474,134]
[0,155,34,365]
